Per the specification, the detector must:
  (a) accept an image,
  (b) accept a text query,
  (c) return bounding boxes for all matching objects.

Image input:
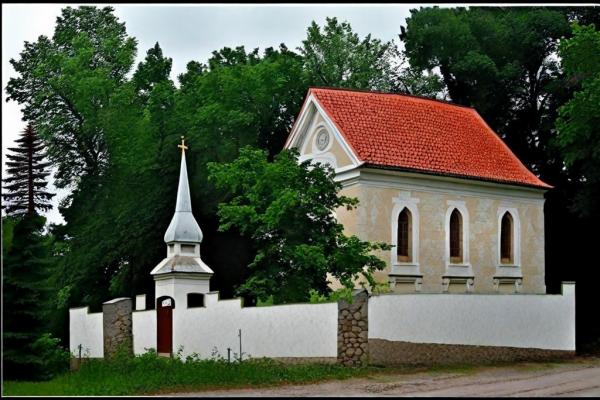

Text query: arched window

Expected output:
[449,209,463,263]
[500,212,513,264]
[397,208,412,262]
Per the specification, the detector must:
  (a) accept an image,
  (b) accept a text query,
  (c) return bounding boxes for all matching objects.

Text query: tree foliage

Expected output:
[6,6,137,188]
[555,23,600,217]
[208,147,390,304]
[299,17,397,91]
[401,7,572,178]
[2,214,65,380]
[2,124,54,216]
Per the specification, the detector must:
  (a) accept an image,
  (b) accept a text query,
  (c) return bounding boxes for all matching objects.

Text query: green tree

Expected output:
[555,23,600,217]
[401,7,572,176]
[208,147,390,304]
[2,124,54,216]
[299,17,397,91]
[2,214,59,380]
[6,5,137,188]
[133,42,173,104]
[171,45,309,301]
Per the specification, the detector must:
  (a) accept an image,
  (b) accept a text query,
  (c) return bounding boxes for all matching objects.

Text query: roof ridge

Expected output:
[309,86,476,111]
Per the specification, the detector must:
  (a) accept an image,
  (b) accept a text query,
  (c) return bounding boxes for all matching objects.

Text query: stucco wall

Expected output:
[69,307,104,358]
[334,170,547,294]
[171,293,338,359]
[368,283,575,351]
[132,310,157,355]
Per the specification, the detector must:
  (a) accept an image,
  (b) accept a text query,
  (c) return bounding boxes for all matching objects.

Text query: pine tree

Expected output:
[2,123,55,216]
[2,124,68,379]
[2,214,57,379]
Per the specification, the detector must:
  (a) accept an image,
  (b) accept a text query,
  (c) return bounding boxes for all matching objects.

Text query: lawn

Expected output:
[2,350,374,396]
[5,350,592,396]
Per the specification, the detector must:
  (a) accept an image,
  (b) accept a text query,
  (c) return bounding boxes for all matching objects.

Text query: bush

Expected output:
[31,333,71,380]
[309,287,353,303]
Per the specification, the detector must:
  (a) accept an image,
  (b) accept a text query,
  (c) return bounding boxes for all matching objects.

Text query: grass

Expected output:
[2,351,373,396]
[5,351,598,396]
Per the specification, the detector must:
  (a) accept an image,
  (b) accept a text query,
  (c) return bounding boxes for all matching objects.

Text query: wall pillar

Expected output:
[337,289,369,367]
[102,297,133,358]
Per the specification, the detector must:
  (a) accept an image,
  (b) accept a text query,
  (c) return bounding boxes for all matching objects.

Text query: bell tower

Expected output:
[150,137,213,307]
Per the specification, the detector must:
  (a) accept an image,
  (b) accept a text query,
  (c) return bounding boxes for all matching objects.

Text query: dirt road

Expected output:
[166,358,600,397]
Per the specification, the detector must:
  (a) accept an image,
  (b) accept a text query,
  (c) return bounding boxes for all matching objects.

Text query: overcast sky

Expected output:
[3,3,432,224]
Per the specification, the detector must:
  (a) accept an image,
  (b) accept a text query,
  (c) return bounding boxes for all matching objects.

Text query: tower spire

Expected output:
[151,136,213,301]
[164,136,203,243]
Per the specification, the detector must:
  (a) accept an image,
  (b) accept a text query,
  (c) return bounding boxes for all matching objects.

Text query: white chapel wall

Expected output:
[369,283,575,351]
[69,307,104,358]
[334,170,547,294]
[132,310,157,355]
[172,293,338,359]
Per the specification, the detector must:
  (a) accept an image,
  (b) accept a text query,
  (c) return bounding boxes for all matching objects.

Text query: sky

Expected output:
[2,3,435,225]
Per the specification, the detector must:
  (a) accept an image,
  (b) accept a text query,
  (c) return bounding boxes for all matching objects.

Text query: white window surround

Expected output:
[495,207,522,278]
[444,200,473,278]
[390,195,420,277]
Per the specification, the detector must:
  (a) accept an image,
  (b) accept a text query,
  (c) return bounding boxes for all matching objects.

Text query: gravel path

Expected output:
[163,358,600,397]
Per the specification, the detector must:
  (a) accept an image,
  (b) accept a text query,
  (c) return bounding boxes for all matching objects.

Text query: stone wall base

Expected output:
[369,339,575,366]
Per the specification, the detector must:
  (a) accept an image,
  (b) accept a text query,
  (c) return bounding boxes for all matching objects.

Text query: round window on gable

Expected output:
[315,128,330,152]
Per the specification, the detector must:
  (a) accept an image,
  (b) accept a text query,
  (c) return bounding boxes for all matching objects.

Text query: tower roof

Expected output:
[164,145,203,243]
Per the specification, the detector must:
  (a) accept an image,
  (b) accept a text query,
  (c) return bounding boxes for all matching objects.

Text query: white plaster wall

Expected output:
[173,293,338,359]
[69,307,104,358]
[132,310,157,355]
[369,283,575,350]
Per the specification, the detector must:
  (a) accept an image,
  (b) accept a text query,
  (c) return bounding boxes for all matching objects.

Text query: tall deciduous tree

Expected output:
[208,147,391,304]
[6,6,137,188]
[2,124,54,216]
[401,7,572,179]
[133,42,173,104]
[299,17,397,91]
[555,23,600,217]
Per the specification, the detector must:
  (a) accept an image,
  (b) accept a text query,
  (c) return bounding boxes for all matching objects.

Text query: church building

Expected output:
[284,87,551,294]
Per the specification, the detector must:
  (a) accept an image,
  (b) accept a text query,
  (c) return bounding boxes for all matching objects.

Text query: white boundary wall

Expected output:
[132,310,157,355]
[69,307,104,358]
[369,283,575,350]
[171,292,338,359]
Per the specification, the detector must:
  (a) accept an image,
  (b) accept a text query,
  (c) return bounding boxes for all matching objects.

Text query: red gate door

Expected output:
[157,297,173,355]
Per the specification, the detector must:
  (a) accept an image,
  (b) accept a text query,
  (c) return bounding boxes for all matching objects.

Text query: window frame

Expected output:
[444,201,470,268]
[496,207,521,268]
[397,207,412,262]
[390,195,420,269]
[449,209,463,263]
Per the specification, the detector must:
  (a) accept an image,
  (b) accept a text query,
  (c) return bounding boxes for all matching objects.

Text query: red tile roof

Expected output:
[307,87,551,189]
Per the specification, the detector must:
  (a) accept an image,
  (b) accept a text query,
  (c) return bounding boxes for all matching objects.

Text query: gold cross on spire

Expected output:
[178,136,188,153]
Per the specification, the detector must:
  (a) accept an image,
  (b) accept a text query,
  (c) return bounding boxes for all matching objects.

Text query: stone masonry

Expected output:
[103,297,133,358]
[337,289,369,367]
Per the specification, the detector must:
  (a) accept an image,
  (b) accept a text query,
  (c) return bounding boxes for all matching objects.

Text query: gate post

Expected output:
[337,289,369,367]
[103,297,133,358]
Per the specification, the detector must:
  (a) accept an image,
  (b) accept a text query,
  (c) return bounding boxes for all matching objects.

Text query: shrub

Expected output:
[31,333,71,380]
